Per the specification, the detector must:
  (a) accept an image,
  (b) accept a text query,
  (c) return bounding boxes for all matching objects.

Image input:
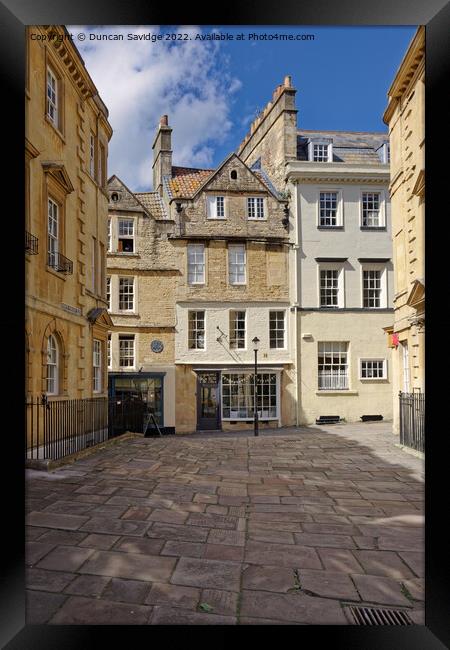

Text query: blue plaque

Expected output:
[151,339,164,353]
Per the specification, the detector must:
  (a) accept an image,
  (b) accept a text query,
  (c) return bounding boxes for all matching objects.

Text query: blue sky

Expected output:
[71,25,416,191]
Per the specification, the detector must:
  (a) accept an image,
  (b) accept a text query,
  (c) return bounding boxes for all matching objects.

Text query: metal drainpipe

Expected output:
[293,180,300,427]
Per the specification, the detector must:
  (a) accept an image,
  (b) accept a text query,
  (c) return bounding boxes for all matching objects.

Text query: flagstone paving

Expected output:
[25,422,425,625]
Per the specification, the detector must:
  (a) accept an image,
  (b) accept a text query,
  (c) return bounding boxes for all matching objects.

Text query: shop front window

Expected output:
[113,375,163,424]
[221,372,278,420]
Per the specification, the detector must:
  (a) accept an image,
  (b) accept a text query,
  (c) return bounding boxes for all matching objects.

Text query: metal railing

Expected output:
[399,391,425,453]
[26,395,108,461]
[25,231,39,255]
[47,251,73,274]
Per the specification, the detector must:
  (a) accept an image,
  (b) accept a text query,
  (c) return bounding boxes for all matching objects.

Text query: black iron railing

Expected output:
[399,391,425,453]
[25,231,39,255]
[47,251,73,274]
[26,395,108,461]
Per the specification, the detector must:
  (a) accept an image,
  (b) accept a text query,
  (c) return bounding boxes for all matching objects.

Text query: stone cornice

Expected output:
[41,26,113,137]
[286,161,389,185]
[383,27,425,125]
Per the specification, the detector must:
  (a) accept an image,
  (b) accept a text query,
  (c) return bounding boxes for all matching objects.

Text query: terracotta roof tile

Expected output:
[134,192,168,219]
[167,166,214,198]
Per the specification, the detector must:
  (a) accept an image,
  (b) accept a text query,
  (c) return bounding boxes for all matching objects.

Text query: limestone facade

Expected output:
[107,116,294,433]
[25,25,113,406]
[238,76,394,425]
[382,26,425,433]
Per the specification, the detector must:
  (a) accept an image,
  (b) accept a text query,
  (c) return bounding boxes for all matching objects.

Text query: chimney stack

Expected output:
[152,115,172,195]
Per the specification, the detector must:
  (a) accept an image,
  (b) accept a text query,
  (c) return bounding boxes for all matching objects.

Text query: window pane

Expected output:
[269,311,285,348]
[221,373,278,419]
[229,311,246,349]
[318,342,348,390]
[188,311,205,349]
[187,244,205,284]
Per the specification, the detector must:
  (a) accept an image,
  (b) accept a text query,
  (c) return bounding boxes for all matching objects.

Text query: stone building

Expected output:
[106,175,177,434]
[107,116,295,433]
[25,25,113,405]
[238,77,394,425]
[382,26,425,433]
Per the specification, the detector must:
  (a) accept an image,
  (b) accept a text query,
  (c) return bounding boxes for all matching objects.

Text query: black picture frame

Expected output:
[2,0,448,647]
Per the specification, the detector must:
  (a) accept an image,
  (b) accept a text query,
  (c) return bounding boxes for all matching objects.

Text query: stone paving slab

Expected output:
[79,550,176,582]
[171,557,242,592]
[49,595,152,624]
[25,422,425,625]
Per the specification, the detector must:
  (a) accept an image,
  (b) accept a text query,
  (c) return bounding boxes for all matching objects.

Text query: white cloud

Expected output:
[70,25,241,191]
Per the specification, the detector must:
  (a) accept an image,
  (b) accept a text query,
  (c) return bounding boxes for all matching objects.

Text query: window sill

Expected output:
[247,218,268,222]
[108,252,139,257]
[360,226,387,231]
[110,312,139,317]
[45,116,65,143]
[316,390,359,396]
[46,266,66,281]
[317,226,344,230]
[360,378,389,382]
[207,217,227,221]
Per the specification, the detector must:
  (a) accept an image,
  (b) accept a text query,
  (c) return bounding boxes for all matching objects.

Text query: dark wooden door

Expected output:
[197,372,221,430]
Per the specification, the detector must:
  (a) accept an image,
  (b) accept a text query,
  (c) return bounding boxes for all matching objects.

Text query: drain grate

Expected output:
[346,605,414,626]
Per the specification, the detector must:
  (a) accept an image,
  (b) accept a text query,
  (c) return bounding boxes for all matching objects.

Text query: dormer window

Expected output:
[309,141,332,163]
[230,170,238,180]
[111,192,119,202]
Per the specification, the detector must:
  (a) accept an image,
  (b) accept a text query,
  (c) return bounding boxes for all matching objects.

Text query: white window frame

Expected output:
[46,334,59,395]
[207,195,227,219]
[361,264,387,309]
[106,276,111,310]
[360,190,386,228]
[187,244,206,285]
[47,197,59,267]
[228,244,246,285]
[119,334,135,369]
[46,66,58,127]
[188,310,206,350]
[317,190,343,227]
[89,133,96,178]
[117,218,135,253]
[318,263,345,309]
[221,371,280,421]
[118,276,135,312]
[359,358,387,381]
[107,218,112,252]
[93,339,102,393]
[229,309,246,350]
[318,341,349,391]
[402,341,410,393]
[247,196,266,220]
[269,310,286,349]
[309,141,332,162]
[107,334,112,369]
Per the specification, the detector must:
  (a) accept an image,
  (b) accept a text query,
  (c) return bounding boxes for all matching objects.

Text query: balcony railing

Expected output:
[318,372,349,391]
[48,251,73,274]
[25,231,39,255]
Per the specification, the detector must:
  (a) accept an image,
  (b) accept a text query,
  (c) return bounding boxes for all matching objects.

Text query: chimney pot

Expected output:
[160,115,168,126]
[284,75,292,87]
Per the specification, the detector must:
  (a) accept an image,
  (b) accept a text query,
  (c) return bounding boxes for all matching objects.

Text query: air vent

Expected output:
[346,605,414,626]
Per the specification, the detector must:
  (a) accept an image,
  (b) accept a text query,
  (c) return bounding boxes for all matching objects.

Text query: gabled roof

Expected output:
[165,166,214,199]
[107,175,153,215]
